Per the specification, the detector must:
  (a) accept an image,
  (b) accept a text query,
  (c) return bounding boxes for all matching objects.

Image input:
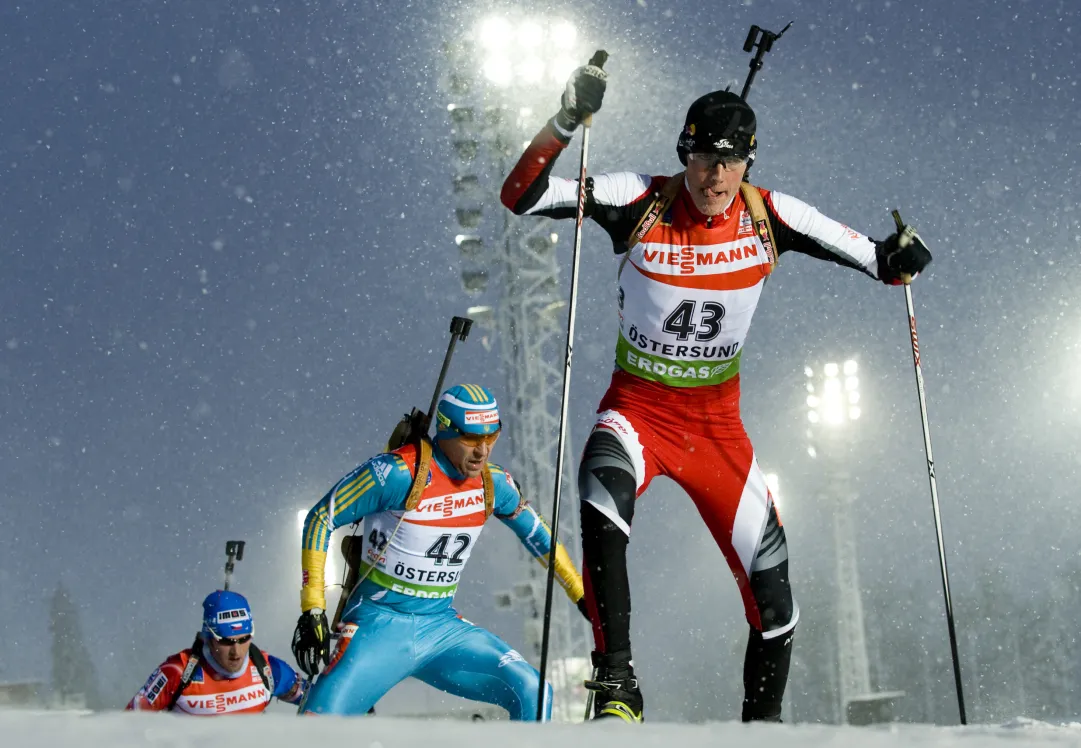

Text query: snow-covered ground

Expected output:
[4,712,1081,748]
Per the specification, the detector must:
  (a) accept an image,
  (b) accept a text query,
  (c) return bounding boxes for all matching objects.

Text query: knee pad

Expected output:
[749,560,798,637]
[579,429,637,534]
[749,505,798,637]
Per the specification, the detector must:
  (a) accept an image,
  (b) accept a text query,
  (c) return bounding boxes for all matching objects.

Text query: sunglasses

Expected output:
[214,634,252,646]
[456,432,499,448]
[686,152,748,171]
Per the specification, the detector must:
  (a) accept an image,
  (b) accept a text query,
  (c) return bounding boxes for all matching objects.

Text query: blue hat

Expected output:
[201,590,254,640]
[434,384,501,440]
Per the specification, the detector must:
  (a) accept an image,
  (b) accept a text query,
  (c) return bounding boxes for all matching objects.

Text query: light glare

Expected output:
[765,472,780,493]
[518,57,546,84]
[478,17,512,50]
[824,362,839,378]
[844,359,858,376]
[549,55,578,84]
[849,406,862,420]
[517,20,544,47]
[483,56,513,87]
[550,19,577,48]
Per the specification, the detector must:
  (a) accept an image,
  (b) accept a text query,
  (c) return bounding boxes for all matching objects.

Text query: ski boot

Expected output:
[584,650,643,723]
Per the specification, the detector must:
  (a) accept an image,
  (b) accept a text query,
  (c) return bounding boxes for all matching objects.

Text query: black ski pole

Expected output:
[892,210,967,725]
[739,22,792,100]
[536,49,608,722]
[223,540,245,590]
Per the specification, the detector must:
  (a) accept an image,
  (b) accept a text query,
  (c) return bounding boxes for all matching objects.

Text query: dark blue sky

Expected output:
[2,0,1078,716]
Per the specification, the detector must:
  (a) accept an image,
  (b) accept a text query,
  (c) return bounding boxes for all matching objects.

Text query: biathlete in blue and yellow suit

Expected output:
[291,384,588,719]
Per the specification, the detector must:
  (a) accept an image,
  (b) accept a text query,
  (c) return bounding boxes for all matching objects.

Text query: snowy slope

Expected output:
[3,713,1081,748]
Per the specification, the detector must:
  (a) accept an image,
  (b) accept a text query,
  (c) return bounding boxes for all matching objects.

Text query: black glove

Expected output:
[555,64,607,132]
[577,597,592,623]
[292,608,331,678]
[878,224,932,284]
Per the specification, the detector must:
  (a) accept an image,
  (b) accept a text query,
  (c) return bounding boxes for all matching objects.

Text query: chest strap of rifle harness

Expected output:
[624,174,778,274]
[166,635,274,711]
[332,438,495,629]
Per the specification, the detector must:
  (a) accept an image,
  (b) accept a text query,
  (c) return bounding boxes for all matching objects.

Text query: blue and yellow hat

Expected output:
[435,384,501,440]
[201,590,254,640]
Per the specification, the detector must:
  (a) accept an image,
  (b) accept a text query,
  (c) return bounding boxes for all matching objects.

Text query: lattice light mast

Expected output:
[445,14,593,722]
[806,360,873,718]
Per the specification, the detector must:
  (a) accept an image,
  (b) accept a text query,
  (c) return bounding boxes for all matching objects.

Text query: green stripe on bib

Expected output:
[360,563,459,599]
[615,332,742,387]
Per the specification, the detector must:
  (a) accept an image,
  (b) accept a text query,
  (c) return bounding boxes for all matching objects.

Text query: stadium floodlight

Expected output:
[807,359,861,426]
[482,56,514,87]
[453,138,479,162]
[474,16,581,90]
[455,207,483,229]
[550,19,577,48]
[518,57,546,85]
[296,509,307,531]
[548,54,579,84]
[478,17,513,50]
[461,269,489,294]
[516,20,545,48]
[447,104,475,125]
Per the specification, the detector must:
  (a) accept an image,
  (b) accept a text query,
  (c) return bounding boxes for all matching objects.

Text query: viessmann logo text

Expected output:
[414,491,485,519]
[180,684,267,714]
[638,240,761,275]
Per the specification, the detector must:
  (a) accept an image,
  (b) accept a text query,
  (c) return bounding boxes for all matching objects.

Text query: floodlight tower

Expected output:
[805,360,904,724]
[805,360,872,716]
[444,14,593,721]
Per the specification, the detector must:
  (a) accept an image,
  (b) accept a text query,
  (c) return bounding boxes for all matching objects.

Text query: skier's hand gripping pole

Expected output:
[892,209,967,724]
[536,49,607,723]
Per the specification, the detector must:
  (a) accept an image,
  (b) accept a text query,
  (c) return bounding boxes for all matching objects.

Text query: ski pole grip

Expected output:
[582,50,608,128]
[890,210,914,285]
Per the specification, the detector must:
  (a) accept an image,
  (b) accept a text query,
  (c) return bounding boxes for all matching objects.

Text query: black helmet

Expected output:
[676,90,757,167]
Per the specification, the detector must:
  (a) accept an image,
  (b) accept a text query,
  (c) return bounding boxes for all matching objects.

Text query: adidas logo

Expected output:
[498,650,525,668]
[373,460,393,486]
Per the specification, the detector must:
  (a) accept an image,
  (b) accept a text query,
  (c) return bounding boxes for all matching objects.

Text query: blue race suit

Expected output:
[298,441,584,718]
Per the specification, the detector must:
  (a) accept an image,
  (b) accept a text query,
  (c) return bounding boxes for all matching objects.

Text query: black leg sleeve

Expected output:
[741,624,794,722]
[579,429,638,655]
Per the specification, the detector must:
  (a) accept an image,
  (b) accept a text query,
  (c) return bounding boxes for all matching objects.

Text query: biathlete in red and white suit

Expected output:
[127,590,306,715]
[501,64,933,723]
